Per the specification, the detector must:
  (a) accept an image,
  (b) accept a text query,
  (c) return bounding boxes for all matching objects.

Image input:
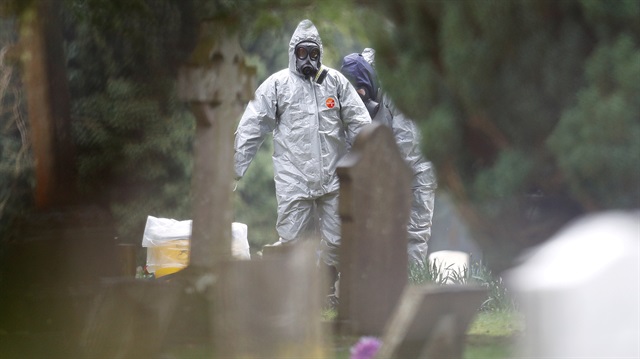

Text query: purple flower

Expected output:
[350,336,382,359]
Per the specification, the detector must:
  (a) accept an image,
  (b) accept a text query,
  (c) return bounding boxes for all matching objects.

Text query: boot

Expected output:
[322,264,340,310]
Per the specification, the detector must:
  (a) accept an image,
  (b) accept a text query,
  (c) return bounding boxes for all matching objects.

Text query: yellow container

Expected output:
[146,239,190,278]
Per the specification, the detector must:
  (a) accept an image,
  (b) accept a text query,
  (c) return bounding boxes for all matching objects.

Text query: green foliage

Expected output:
[64,0,197,243]
[465,310,522,359]
[418,104,462,161]
[409,260,517,312]
[472,150,536,220]
[71,79,194,241]
[239,2,373,80]
[547,35,640,208]
[369,0,640,270]
[8,0,636,270]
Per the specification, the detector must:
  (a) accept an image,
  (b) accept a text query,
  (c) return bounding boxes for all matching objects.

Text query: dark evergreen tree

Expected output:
[8,0,629,269]
[369,0,640,270]
[63,0,198,242]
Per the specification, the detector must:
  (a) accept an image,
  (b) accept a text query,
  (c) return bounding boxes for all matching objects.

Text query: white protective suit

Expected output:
[234,20,371,267]
[342,48,437,267]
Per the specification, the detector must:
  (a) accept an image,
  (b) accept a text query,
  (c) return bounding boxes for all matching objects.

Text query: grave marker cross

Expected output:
[177,19,255,268]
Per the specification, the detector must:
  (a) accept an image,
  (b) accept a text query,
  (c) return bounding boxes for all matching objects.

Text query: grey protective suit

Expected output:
[234,20,371,267]
[342,48,437,267]
[379,94,437,266]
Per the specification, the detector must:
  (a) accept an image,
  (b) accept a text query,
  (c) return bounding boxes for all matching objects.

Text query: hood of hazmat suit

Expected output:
[234,19,371,201]
[342,48,436,180]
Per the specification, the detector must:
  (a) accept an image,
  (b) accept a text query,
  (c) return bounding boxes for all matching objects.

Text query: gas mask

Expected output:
[295,41,328,84]
[357,87,380,118]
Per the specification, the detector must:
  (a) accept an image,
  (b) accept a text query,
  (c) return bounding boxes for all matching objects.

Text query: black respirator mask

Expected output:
[358,87,380,118]
[295,41,328,84]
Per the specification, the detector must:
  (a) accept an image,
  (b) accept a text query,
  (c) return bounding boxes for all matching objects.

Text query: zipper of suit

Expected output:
[310,78,323,188]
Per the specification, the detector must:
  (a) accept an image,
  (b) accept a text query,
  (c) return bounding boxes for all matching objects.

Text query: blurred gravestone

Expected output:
[170,17,256,356]
[336,122,412,336]
[506,211,640,358]
[177,19,255,268]
[78,279,180,359]
[0,206,119,357]
[376,285,487,359]
[212,242,329,358]
[70,17,257,359]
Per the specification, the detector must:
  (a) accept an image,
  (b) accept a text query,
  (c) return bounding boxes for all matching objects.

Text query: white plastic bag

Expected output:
[141,216,192,247]
[231,222,251,260]
[141,216,251,271]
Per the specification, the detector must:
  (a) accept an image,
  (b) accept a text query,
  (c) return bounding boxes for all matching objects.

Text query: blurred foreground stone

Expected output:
[212,242,328,358]
[376,284,486,359]
[507,210,640,358]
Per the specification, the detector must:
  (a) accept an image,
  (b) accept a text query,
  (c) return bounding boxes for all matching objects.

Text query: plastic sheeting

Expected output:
[142,216,251,276]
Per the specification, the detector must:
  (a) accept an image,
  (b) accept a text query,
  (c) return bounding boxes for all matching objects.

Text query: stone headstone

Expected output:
[212,242,328,358]
[506,210,640,358]
[376,284,487,359]
[177,19,255,268]
[336,122,412,336]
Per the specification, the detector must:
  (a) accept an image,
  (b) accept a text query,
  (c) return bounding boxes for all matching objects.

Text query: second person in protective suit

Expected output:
[341,48,438,268]
[234,20,371,284]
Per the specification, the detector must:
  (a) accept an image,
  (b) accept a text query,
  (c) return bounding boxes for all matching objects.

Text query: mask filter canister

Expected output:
[314,66,328,84]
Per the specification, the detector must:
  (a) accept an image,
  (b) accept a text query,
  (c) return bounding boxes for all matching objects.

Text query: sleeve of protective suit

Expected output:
[233,77,278,180]
[337,73,372,147]
[385,95,433,176]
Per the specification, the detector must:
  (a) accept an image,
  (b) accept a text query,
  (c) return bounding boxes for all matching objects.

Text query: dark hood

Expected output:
[340,52,378,100]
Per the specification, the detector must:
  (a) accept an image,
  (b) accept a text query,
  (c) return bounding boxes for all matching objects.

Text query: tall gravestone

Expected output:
[177,19,255,269]
[336,122,412,336]
[176,18,256,358]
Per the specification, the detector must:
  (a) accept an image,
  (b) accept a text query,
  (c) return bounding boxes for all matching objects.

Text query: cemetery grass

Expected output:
[328,309,523,359]
[328,259,524,359]
[166,304,523,359]
[464,309,523,359]
[169,262,522,358]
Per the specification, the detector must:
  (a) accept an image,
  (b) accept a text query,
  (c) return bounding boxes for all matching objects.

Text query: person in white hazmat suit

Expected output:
[341,48,437,267]
[234,20,371,293]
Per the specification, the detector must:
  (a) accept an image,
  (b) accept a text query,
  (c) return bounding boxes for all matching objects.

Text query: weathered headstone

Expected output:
[212,242,329,358]
[336,122,412,336]
[174,17,256,358]
[376,284,487,359]
[506,210,640,358]
[177,18,255,268]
